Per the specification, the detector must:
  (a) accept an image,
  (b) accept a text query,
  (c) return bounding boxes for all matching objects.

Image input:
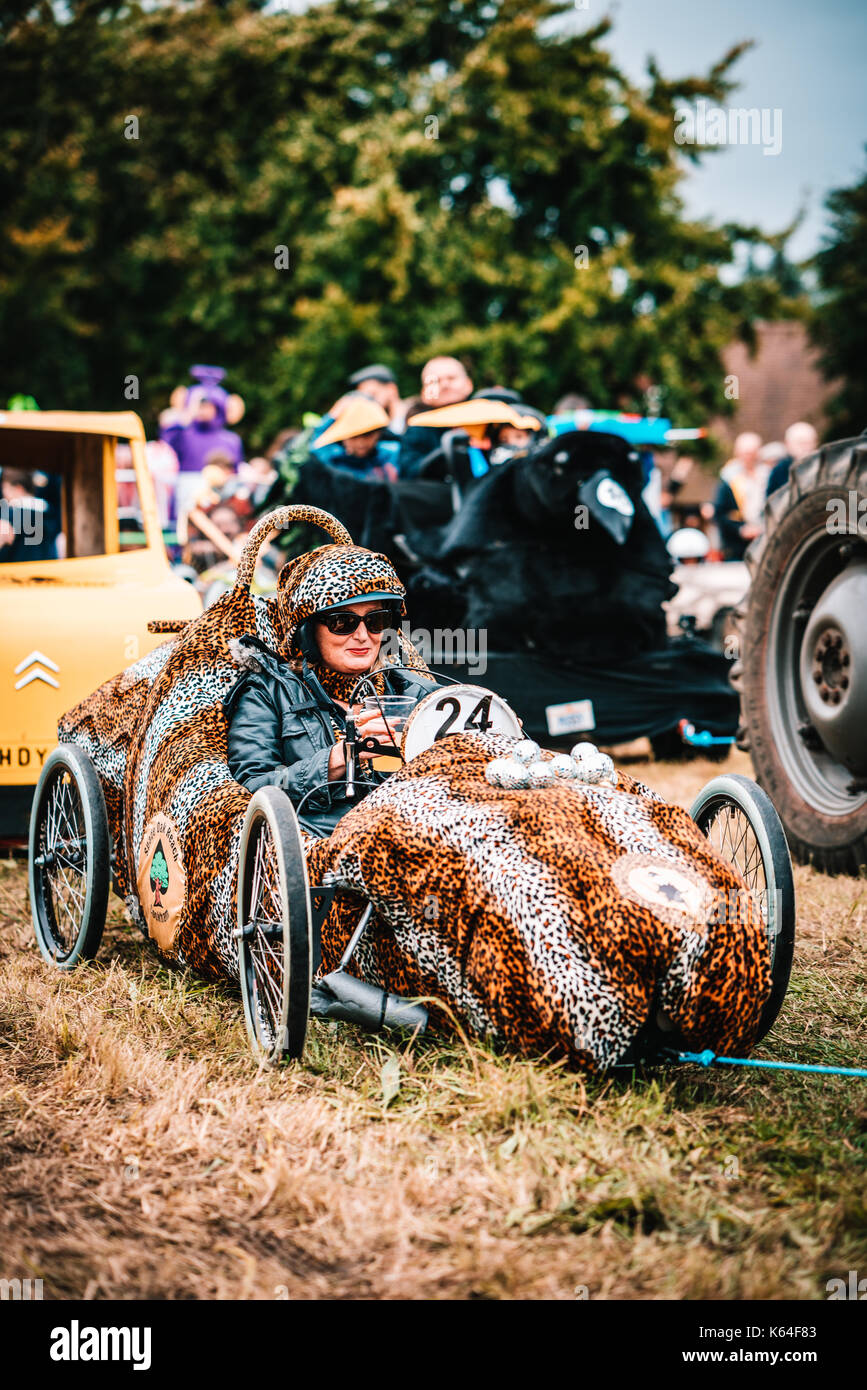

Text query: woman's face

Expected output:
[314,599,386,675]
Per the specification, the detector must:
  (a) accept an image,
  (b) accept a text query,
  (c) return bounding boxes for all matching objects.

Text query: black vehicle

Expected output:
[274,426,738,751]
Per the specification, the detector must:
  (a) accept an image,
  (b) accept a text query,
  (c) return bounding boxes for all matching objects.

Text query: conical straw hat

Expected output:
[314,396,391,448]
[410,398,542,431]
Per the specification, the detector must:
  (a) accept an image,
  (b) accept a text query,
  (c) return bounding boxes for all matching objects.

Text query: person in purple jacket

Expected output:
[159,365,246,520]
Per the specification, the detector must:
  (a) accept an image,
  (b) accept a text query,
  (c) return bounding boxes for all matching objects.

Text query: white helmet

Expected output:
[667,527,710,562]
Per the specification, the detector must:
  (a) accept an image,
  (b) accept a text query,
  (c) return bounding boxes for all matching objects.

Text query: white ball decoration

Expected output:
[484,758,512,787]
[596,753,616,782]
[572,751,616,785]
[513,738,542,765]
[485,757,529,789]
[498,759,531,789]
[578,753,607,784]
[485,743,616,793]
[527,759,555,788]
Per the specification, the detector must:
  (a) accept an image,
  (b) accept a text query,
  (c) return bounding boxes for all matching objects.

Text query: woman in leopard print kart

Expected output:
[225,544,437,837]
[46,506,789,1072]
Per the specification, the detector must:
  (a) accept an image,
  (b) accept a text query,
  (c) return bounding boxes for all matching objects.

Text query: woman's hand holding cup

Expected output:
[353,705,402,757]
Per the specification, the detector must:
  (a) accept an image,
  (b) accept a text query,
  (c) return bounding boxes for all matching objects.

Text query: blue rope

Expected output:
[668,1047,867,1079]
[679,720,735,748]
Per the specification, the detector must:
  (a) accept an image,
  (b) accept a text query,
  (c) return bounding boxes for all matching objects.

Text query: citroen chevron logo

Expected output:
[14,650,60,690]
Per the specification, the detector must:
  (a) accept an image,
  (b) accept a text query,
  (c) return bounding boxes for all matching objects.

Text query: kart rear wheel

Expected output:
[690,772,795,1041]
[237,787,312,1065]
[28,745,110,969]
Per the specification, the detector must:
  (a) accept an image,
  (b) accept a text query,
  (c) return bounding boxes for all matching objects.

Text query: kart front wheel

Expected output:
[28,745,110,969]
[690,772,796,1041]
[237,787,312,1065]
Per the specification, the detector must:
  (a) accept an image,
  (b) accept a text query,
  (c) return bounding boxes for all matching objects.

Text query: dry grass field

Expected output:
[1,750,865,1301]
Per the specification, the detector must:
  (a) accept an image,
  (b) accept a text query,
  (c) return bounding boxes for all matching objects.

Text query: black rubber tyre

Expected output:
[237,787,312,1064]
[28,745,110,969]
[732,437,867,873]
[690,772,796,1042]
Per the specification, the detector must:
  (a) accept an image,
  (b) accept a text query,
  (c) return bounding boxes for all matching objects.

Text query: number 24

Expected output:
[433,695,493,740]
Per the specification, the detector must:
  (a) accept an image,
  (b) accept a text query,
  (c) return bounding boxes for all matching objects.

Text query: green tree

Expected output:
[150,846,169,905]
[810,157,867,440]
[0,0,797,451]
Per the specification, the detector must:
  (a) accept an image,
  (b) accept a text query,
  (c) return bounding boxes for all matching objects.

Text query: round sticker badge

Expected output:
[136,812,187,951]
[611,852,710,931]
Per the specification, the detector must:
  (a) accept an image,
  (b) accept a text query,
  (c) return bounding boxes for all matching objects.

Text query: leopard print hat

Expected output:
[275,544,407,662]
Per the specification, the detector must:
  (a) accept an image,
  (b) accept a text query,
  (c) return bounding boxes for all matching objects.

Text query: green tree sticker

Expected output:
[150,842,169,907]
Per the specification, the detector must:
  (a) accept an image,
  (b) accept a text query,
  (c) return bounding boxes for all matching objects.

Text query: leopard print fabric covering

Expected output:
[306,733,772,1070]
[56,505,771,1070]
[59,585,273,970]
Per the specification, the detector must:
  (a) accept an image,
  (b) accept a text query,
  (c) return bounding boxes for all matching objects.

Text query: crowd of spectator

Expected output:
[711,421,819,560]
[0,364,822,576]
[660,422,819,565]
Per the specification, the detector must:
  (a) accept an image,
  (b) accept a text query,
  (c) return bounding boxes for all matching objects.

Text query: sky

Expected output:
[569,0,867,261]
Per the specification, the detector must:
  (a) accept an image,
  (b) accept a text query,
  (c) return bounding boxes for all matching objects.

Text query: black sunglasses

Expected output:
[315,607,395,636]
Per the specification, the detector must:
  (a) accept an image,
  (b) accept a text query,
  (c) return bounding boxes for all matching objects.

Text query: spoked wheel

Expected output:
[690,772,796,1041]
[237,787,312,1065]
[28,745,110,969]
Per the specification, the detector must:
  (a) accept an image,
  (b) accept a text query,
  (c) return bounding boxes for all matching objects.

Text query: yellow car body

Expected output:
[0,409,201,833]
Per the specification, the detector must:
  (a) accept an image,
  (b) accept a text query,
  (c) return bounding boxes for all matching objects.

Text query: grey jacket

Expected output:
[223,634,437,837]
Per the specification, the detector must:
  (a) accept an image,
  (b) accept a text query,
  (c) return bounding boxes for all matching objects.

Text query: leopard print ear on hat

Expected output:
[276,544,406,660]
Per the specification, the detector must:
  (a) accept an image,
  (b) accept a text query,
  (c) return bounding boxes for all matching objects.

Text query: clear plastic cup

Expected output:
[361,694,418,740]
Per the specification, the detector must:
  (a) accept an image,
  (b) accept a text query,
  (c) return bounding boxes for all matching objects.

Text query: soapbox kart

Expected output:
[27,506,795,1073]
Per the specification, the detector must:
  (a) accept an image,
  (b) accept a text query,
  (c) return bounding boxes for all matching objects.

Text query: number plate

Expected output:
[402,685,523,762]
[544,699,595,737]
